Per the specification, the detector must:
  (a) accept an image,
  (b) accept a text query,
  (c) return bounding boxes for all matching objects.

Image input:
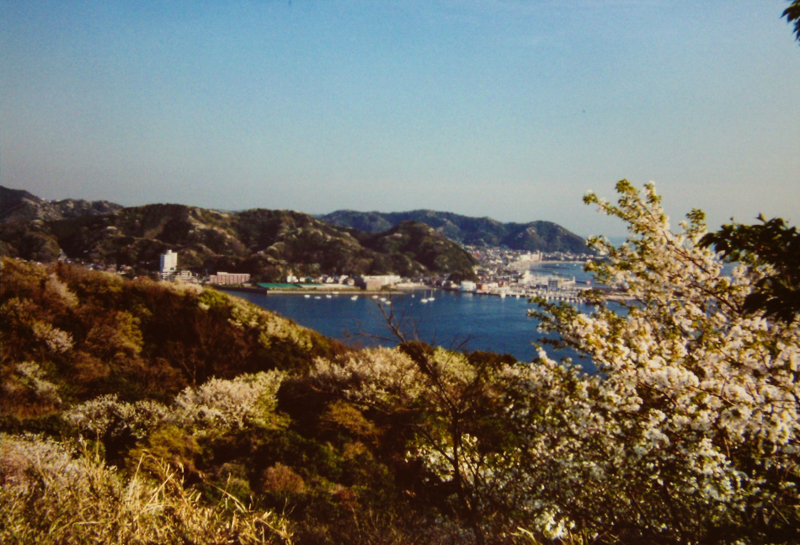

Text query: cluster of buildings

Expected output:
[457,274,583,300]
[156,245,597,297]
[450,245,599,301]
[158,250,251,286]
[466,245,595,270]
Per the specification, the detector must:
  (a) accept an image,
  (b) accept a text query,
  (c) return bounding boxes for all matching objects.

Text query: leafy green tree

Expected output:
[701,215,800,322]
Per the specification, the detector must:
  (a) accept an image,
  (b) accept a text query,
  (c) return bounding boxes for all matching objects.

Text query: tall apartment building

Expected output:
[160,250,178,274]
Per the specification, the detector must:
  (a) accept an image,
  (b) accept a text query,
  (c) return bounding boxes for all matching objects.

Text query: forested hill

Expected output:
[320,209,589,253]
[0,186,478,281]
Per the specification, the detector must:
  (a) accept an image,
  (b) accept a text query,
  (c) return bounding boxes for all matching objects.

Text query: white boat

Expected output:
[326,295,332,298]
[304,294,311,298]
[351,295,358,300]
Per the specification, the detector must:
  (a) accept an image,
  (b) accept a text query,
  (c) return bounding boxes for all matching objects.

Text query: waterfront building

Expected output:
[355,275,402,291]
[209,272,251,285]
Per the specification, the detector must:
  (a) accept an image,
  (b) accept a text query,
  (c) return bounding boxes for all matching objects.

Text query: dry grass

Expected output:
[0,434,293,545]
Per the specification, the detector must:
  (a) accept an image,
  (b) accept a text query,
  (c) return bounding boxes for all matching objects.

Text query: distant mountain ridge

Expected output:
[0,186,122,223]
[320,209,588,254]
[0,186,478,281]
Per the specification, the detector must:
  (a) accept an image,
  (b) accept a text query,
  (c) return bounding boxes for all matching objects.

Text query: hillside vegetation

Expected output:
[3,182,800,545]
[0,258,343,411]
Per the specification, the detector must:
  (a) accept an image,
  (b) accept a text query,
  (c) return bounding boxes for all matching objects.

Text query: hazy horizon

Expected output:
[2,1,799,238]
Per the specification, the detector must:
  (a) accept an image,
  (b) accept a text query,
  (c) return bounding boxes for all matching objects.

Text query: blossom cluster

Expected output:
[65,370,286,440]
[6,361,62,408]
[310,346,428,407]
[174,370,285,430]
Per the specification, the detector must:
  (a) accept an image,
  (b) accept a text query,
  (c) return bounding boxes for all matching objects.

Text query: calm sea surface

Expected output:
[234,262,596,368]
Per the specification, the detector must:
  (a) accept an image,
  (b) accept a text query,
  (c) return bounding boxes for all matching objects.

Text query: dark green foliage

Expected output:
[785,0,800,41]
[0,221,62,261]
[233,209,379,277]
[267,387,439,544]
[47,205,244,269]
[701,215,800,322]
[317,210,396,235]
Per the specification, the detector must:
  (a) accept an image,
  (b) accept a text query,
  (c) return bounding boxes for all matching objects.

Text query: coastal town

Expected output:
[145,245,600,302]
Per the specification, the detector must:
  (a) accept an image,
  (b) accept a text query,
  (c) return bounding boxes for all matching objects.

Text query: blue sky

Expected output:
[2,0,798,237]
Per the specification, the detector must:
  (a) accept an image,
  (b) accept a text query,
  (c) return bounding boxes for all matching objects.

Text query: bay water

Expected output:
[234,262,597,368]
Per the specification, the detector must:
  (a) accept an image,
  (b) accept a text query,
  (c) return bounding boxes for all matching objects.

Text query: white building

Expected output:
[160,250,177,274]
[515,251,542,263]
[548,277,576,290]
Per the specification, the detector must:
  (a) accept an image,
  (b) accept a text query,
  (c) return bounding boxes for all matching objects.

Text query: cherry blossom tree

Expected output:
[522,180,800,543]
